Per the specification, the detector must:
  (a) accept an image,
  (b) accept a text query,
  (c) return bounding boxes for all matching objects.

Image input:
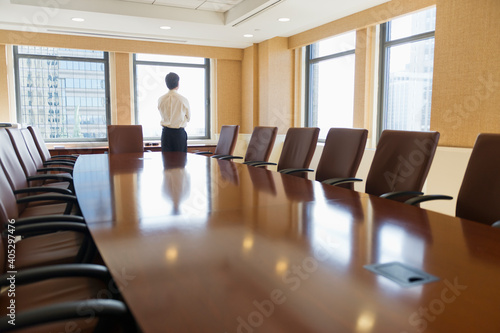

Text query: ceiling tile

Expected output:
[120,0,155,4]
[198,2,233,12]
[153,0,205,9]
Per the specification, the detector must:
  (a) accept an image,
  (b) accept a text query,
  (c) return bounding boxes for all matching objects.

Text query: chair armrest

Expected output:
[12,221,88,239]
[279,168,314,175]
[27,174,73,184]
[243,160,265,165]
[50,154,78,160]
[492,221,500,228]
[0,263,109,287]
[211,154,232,159]
[405,194,454,206]
[17,193,77,214]
[247,161,277,167]
[37,166,74,175]
[321,177,363,186]
[14,186,73,195]
[17,193,77,205]
[218,155,244,160]
[43,160,75,167]
[380,191,424,200]
[13,214,85,227]
[195,151,212,155]
[0,299,129,332]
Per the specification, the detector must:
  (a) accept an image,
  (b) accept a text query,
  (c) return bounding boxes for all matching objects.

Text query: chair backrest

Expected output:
[0,160,20,223]
[108,125,144,154]
[213,125,240,156]
[244,126,278,162]
[365,130,440,200]
[456,133,500,225]
[6,128,40,178]
[21,128,46,169]
[0,129,30,191]
[277,127,320,178]
[315,128,368,190]
[27,125,52,162]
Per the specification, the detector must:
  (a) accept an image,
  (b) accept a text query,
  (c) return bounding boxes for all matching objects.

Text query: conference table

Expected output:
[73,152,500,333]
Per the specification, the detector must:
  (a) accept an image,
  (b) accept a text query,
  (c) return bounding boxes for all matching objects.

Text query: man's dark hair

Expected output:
[165,72,180,90]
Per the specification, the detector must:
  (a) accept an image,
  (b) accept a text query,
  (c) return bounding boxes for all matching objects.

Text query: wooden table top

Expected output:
[73,152,500,333]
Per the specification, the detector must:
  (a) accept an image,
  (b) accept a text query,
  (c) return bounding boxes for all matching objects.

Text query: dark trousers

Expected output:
[161,127,187,152]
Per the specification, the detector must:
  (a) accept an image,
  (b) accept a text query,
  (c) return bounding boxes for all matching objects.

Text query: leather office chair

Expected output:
[316,128,368,190]
[27,125,78,164]
[366,130,440,202]
[196,125,240,158]
[407,133,500,226]
[219,126,278,163]
[6,128,74,193]
[330,130,440,202]
[251,127,320,179]
[21,128,75,169]
[0,237,134,333]
[0,129,76,207]
[0,161,91,269]
[108,125,144,154]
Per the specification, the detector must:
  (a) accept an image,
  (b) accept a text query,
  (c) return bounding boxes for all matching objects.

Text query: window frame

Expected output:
[377,15,436,138]
[133,55,211,140]
[13,46,111,142]
[305,39,356,141]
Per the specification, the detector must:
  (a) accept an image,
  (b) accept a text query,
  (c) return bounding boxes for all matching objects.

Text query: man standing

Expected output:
[158,72,191,152]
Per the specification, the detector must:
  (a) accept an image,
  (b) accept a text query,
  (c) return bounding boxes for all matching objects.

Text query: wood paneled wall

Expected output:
[430,0,500,147]
[257,37,294,134]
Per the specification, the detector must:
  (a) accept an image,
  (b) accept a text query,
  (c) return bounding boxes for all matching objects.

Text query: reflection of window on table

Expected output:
[14,46,110,142]
[133,54,211,140]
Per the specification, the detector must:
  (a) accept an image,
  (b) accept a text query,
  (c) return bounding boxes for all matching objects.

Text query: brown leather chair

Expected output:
[196,125,240,158]
[252,127,320,179]
[108,125,144,154]
[316,128,368,190]
[27,125,78,164]
[0,238,134,332]
[21,128,75,169]
[365,130,440,202]
[0,161,91,269]
[220,126,278,163]
[407,133,500,226]
[0,129,76,211]
[6,128,73,191]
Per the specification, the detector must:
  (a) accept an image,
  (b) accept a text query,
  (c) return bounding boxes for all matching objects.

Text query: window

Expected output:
[14,46,110,141]
[305,31,356,140]
[378,7,436,134]
[134,54,210,139]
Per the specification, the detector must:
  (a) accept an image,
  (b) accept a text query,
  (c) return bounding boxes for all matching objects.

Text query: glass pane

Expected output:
[17,46,104,59]
[135,54,205,64]
[383,38,435,131]
[136,64,207,138]
[17,57,108,140]
[309,54,355,140]
[389,7,436,41]
[313,31,356,59]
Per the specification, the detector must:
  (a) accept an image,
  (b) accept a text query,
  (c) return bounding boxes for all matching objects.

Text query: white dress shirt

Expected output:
[158,90,191,128]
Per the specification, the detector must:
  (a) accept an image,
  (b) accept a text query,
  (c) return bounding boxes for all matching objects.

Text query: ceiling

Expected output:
[0,0,389,48]
[123,0,247,13]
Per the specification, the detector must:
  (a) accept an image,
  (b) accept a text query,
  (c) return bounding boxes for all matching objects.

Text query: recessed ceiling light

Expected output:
[160,26,171,30]
[244,34,253,38]
[278,17,290,22]
[72,17,85,22]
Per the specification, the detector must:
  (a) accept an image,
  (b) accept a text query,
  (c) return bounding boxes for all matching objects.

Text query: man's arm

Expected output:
[185,99,191,122]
